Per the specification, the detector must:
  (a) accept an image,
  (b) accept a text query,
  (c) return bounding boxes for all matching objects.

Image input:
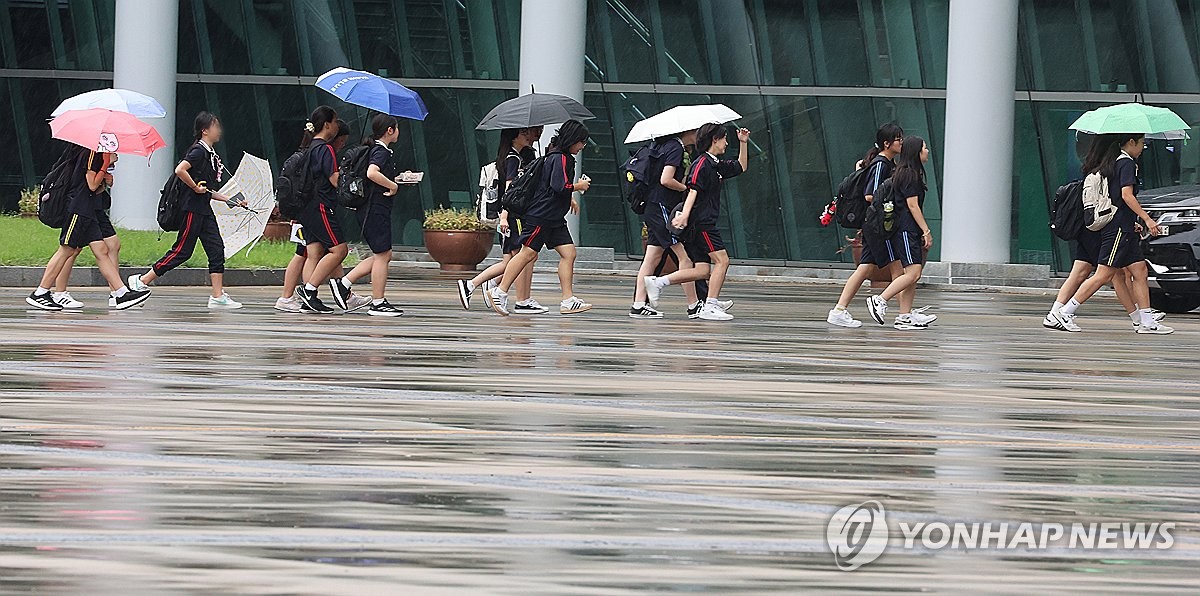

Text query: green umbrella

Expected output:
[1069,103,1191,140]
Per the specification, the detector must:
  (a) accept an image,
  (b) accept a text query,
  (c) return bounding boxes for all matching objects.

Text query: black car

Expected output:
[1139,185,1200,313]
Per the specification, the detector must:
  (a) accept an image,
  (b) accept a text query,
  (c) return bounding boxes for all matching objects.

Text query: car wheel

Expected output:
[1149,291,1200,314]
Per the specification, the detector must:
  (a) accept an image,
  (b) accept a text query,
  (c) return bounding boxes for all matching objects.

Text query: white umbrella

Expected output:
[50,88,167,118]
[623,104,741,144]
[213,153,274,259]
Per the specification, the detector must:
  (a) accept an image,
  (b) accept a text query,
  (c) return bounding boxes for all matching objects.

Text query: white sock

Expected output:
[1129,311,1141,324]
[304,283,317,292]
[466,280,476,292]
[705,297,719,306]
[113,286,129,297]
[341,278,352,289]
[1140,308,1157,327]
[689,301,701,310]
[372,298,385,305]
[1061,298,1081,316]
[834,304,847,311]
[632,301,645,309]
[516,299,532,306]
[658,277,672,287]
[1051,301,1064,313]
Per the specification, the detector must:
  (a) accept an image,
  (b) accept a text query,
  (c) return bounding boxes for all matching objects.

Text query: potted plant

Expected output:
[423,207,494,271]
[18,186,39,218]
[263,205,291,242]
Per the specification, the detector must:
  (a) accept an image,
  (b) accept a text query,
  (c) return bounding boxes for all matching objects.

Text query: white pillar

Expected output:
[518,0,587,243]
[940,0,1019,263]
[110,0,178,231]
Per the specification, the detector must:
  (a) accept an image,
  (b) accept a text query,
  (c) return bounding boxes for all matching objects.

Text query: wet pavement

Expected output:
[1,271,1198,594]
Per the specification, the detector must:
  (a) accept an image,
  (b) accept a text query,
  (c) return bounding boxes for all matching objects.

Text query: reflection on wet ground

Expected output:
[1,271,1198,593]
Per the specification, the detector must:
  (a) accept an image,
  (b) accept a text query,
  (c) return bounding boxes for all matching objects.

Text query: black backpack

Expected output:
[501,155,548,215]
[1050,180,1085,241]
[863,178,901,238]
[336,144,372,209]
[37,148,81,228]
[620,143,656,215]
[156,174,186,232]
[834,159,881,229]
[276,147,318,219]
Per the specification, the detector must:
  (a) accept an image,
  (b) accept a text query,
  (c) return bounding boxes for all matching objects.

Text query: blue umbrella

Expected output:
[314,67,428,120]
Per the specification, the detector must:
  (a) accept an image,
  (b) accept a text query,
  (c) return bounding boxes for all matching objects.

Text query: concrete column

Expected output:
[110,0,178,231]
[940,0,1019,263]
[518,0,587,242]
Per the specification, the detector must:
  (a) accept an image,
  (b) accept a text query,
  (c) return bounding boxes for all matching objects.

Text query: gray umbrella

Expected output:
[476,93,595,130]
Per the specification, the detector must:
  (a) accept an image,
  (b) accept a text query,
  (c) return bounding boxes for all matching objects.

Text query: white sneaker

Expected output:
[909,311,937,326]
[643,276,665,307]
[208,293,243,309]
[127,274,148,292]
[1045,310,1081,332]
[827,308,862,328]
[714,299,734,312]
[560,296,592,314]
[52,292,84,309]
[698,303,733,321]
[274,296,302,313]
[1136,322,1175,335]
[865,295,887,325]
[489,287,509,316]
[345,293,372,312]
[894,314,927,330]
[512,299,550,315]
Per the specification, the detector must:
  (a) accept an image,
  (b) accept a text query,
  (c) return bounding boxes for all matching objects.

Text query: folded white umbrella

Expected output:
[623,104,741,144]
[50,88,167,118]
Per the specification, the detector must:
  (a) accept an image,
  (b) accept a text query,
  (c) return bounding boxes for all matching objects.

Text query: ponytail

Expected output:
[863,122,905,165]
[494,128,521,175]
[299,105,338,149]
[362,113,399,146]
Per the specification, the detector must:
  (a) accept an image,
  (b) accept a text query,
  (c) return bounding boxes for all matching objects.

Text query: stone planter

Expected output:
[263,221,291,242]
[423,229,494,272]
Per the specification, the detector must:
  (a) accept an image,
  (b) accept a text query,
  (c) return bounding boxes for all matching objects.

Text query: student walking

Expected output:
[487,120,593,316]
[457,126,546,314]
[1045,133,1172,334]
[27,150,149,311]
[643,124,750,321]
[629,131,702,319]
[862,136,937,329]
[50,153,121,309]
[294,106,351,314]
[330,114,406,316]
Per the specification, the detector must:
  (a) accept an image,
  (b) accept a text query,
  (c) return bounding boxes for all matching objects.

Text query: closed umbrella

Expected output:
[315,67,428,120]
[49,108,166,157]
[476,93,595,130]
[623,104,741,144]
[1069,103,1191,140]
[51,88,167,119]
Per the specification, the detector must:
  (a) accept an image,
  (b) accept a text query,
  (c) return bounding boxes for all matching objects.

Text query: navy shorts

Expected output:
[859,232,896,267]
[295,242,306,257]
[96,209,116,238]
[683,228,725,264]
[893,229,925,267]
[1098,225,1143,268]
[501,214,523,254]
[357,204,393,254]
[1071,229,1101,266]
[642,202,679,249]
[518,223,573,252]
[60,213,102,248]
[298,202,344,249]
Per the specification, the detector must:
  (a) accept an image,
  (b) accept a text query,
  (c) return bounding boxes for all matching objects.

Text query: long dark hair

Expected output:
[548,119,589,153]
[891,136,927,194]
[300,105,337,148]
[495,128,522,175]
[695,123,727,154]
[363,113,399,145]
[1081,133,1143,180]
[335,118,350,143]
[864,122,905,164]
[193,111,218,142]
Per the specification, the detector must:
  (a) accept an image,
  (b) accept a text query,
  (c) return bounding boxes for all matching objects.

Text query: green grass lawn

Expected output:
[1,215,302,268]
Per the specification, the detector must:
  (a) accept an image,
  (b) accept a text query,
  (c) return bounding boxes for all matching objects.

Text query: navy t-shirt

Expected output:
[864,155,895,198]
[308,139,338,207]
[685,152,743,229]
[894,176,927,232]
[647,138,686,206]
[522,151,575,227]
[365,142,396,209]
[66,151,105,217]
[182,142,219,213]
[1109,155,1138,229]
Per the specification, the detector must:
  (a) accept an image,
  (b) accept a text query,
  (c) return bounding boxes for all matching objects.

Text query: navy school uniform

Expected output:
[680,151,743,264]
[152,141,227,275]
[643,137,687,249]
[60,151,107,249]
[297,138,343,249]
[891,176,927,267]
[858,155,899,268]
[516,150,576,252]
[358,141,397,255]
[500,147,533,254]
[1097,154,1142,268]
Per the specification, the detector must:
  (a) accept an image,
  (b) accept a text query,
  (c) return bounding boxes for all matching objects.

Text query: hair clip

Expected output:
[305,122,316,133]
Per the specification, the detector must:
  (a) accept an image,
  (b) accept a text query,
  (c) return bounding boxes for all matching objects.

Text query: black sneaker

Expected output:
[298,287,334,314]
[456,280,472,310]
[327,278,352,310]
[367,299,404,317]
[686,302,703,319]
[629,305,663,319]
[26,291,63,311]
[111,288,151,310]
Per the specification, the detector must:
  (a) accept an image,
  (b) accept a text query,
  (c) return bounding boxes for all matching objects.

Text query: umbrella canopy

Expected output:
[1069,103,1191,140]
[476,93,595,130]
[51,88,167,119]
[623,104,741,144]
[315,67,428,120]
[49,108,166,157]
[213,153,274,258]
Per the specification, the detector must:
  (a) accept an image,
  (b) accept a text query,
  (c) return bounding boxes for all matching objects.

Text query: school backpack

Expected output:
[1080,154,1132,232]
[620,143,656,215]
[336,144,372,209]
[500,155,548,215]
[275,148,317,220]
[833,161,876,229]
[36,148,81,228]
[862,178,901,238]
[156,173,186,232]
[1049,180,1085,241]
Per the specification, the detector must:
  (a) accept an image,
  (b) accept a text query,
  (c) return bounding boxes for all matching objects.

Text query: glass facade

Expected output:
[3,0,1200,271]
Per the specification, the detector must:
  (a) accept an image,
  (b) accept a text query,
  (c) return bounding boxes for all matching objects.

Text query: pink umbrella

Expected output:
[49,108,166,157]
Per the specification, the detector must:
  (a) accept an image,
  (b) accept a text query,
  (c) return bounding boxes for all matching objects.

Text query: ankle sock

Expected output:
[113,286,129,298]
[1052,301,1064,313]
[1129,311,1142,324]
[341,278,352,289]
[34,287,50,296]
[632,301,645,309]
[1061,298,1081,316]
[372,298,385,306]
[1140,308,1157,327]
[304,283,317,292]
